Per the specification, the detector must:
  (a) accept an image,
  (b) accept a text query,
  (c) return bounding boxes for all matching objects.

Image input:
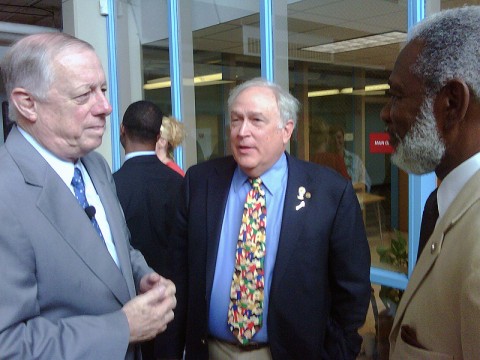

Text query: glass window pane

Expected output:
[191,2,261,161]
[141,2,261,163]
[287,0,408,277]
[143,44,172,114]
[442,0,480,9]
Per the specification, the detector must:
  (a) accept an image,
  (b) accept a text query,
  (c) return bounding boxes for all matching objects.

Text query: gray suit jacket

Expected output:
[390,169,480,360]
[0,126,153,359]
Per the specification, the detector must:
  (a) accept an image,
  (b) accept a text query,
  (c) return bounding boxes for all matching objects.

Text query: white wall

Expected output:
[63,0,113,168]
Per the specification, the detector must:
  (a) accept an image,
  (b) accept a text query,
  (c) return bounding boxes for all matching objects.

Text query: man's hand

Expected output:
[139,272,163,294]
[122,276,176,344]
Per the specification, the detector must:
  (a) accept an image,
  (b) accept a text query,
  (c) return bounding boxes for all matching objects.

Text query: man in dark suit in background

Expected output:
[157,77,371,359]
[114,100,183,359]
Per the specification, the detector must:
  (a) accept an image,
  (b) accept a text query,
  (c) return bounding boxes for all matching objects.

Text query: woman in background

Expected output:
[156,116,186,176]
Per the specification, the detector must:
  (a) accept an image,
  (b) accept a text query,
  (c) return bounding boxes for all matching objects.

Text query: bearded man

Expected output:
[381,6,480,359]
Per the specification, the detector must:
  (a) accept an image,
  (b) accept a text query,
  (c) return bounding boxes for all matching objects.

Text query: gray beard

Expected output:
[391,97,446,174]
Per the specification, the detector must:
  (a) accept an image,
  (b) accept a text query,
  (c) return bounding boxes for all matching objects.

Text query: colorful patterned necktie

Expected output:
[71,167,104,240]
[228,177,267,344]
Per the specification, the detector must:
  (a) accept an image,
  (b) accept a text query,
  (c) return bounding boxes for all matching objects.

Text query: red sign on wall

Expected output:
[369,132,394,154]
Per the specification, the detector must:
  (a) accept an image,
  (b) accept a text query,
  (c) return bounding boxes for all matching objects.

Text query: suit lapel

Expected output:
[392,169,480,333]
[38,177,131,305]
[272,155,311,286]
[202,155,313,297]
[205,158,237,296]
[7,128,131,305]
[391,224,442,334]
[83,154,136,300]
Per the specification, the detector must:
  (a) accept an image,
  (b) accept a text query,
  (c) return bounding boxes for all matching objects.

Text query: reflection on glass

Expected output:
[286,0,408,275]
[191,3,261,162]
[143,45,172,112]
[139,0,411,275]
[143,2,261,163]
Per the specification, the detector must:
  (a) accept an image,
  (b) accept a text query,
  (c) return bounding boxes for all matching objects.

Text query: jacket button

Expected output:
[201,338,206,345]
[431,242,436,253]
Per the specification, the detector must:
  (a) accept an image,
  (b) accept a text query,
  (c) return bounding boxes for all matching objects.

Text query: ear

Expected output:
[157,136,168,148]
[436,79,470,131]
[119,123,126,143]
[282,119,295,144]
[10,87,38,123]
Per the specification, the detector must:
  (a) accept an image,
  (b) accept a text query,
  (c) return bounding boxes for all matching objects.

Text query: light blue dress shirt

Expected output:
[208,154,288,343]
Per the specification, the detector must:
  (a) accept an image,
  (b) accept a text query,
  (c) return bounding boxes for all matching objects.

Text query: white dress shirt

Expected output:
[437,152,480,221]
[18,127,120,267]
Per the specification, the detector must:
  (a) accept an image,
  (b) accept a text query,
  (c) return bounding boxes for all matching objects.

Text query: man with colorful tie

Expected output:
[156,77,371,359]
[0,32,176,359]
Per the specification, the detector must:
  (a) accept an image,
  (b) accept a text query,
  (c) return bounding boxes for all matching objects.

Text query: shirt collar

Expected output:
[125,151,156,161]
[18,126,76,187]
[437,152,480,219]
[232,153,288,195]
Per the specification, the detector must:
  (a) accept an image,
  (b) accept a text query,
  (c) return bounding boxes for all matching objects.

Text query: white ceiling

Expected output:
[1,0,478,85]
[142,0,409,82]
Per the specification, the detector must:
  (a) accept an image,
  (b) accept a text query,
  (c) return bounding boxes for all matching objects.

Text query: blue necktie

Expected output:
[71,167,104,240]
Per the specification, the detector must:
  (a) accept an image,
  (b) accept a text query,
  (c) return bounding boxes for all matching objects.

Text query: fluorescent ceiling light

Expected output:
[144,77,171,90]
[308,84,389,97]
[303,31,406,54]
[144,73,226,90]
[307,89,340,97]
[365,83,390,91]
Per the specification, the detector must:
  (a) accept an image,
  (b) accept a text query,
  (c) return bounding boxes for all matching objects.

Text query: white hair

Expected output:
[227,77,300,128]
[408,6,480,99]
[1,32,94,121]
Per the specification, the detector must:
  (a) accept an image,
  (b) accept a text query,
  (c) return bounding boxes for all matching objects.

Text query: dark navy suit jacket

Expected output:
[157,153,371,359]
[113,155,183,277]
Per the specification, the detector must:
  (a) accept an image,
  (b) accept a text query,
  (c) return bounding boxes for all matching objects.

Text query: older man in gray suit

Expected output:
[0,33,176,359]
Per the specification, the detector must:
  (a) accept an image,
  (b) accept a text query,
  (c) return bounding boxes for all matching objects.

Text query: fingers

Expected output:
[123,285,177,344]
[160,278,176,298]
[140,273,176,297]
[139,272,162,293]
[149,272,162,283]
[143,283,167,304]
